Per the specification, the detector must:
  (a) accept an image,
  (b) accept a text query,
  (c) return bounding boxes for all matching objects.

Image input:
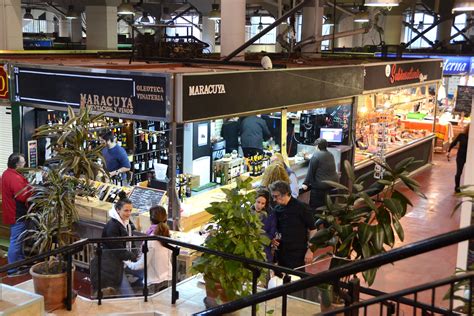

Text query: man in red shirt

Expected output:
[1,153,31,275]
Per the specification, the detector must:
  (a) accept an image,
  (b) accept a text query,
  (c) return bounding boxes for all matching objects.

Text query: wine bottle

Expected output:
[216,166,222,184]
[148,153,153,170]
[46,113,52,126]
[134,156,140,172]
[140,154,146,171]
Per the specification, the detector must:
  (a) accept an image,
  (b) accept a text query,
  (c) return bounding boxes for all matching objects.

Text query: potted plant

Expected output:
[20,105,107,311]
[310,158,426,311]
[192,178,269,307]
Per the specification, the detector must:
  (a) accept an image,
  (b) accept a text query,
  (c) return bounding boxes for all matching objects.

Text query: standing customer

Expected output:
[240,116,272,157]
[270,181,317,270]
[448,125,470,193]
[126,206,172,293]
[302,138,339,210]
[221,117,240,154]
[251,188,277,263]
[1,153,31,275]
[96,192,137,295]
[271,153,299,198]
[101,132,131,182]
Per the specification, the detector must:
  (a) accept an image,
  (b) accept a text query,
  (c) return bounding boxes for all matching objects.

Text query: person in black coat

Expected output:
[448,125,470,193]
[240,116,272,157]
[91,192,137,295]
[221,117,240,154]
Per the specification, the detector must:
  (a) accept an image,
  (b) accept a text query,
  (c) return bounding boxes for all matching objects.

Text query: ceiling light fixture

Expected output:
[209,3,221,21]
[66,5,80,20]
[117,0,135,15]
[364,0,400,7]
[354,11,369,23]
[23,8,34,21]
[452,0,474,11]
[140,12,151,23]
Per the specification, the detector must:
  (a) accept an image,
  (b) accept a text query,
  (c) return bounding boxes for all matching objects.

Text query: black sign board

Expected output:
[364,60,443,91]
[178,66,364,122]
[11,65,170,121]
[455,85,473,116]
[129,186,166,213]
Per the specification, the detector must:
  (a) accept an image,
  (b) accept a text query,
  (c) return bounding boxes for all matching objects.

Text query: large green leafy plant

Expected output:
[310,158,425,305]
[21,106,108,274]
[192,178,269,302]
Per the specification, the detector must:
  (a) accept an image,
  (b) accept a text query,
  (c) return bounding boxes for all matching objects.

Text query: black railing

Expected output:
[0,234,310,313]
[325,272,474,316]
[2,225,473,315]
[192,225,474,315]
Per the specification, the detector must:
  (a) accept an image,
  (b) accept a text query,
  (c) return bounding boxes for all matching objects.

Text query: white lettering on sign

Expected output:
[188,84,226,96]
[443,61,468,73]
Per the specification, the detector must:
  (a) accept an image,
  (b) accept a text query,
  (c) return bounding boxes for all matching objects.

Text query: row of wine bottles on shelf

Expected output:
[133,150,170,173]
[177,173,192,201]
[248,154,270,176]
[95,183,123,203]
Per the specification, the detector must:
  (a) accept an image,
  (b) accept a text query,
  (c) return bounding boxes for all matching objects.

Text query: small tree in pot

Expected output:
[310,158,425,310]
[20,106,108,311]
[192,178,269,307]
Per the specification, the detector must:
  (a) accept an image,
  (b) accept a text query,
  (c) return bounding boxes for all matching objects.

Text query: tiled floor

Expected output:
[306,151,463,311]
[12,276,320,316]
[1,151,466,315]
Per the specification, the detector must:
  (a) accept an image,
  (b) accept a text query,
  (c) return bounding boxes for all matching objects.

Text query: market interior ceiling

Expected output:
[19,0,447,20]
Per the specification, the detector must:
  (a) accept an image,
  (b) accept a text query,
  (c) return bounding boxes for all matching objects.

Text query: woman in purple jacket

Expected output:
[251,188,277,263]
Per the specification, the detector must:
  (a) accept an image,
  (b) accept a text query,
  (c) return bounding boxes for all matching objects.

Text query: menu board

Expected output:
[455,85,474,116]
[129,186,166,213]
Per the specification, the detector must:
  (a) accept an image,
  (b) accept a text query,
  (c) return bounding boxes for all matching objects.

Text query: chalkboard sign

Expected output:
[455,85,474,116]
[129,186,166,213]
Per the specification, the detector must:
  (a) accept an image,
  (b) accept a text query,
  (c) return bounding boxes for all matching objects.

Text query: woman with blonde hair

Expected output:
[261,161,290,188]
[270,153,299,198]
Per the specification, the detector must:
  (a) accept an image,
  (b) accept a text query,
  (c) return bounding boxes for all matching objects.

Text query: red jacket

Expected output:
[1,168,31,225]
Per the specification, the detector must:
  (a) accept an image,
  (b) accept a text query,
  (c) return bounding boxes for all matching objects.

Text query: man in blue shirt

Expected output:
[101,132,131,182]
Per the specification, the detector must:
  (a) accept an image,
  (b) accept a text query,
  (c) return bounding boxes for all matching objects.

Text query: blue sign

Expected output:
[374,53,473,75]
[442,56,471,75]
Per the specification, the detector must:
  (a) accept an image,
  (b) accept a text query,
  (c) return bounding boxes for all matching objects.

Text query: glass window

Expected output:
[451,13,467,43]
[248,16,276,44]
[403,12,438,48]
[166,15,201,40]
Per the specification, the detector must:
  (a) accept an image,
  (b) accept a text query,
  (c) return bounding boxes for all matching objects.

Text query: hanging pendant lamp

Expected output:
[118,1,135,15]
[209,4,221,21]
[354,11,369,23]
[364,0,400,7]
[452,0,474,11]
[66,5,80,20]
[23,8,34,21]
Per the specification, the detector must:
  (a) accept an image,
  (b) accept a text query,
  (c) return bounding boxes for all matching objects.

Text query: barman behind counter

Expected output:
[101,131,131,183]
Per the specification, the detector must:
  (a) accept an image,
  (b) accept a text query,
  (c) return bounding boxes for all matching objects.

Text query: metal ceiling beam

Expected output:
[223,0,313,61]
[403,12,461,47]
[402,21,434,46]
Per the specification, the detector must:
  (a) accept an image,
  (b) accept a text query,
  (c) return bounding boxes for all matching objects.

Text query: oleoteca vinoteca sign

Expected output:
[188,84,226,96]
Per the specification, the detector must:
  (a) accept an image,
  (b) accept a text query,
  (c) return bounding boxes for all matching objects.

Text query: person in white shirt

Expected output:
[126,206,172,293]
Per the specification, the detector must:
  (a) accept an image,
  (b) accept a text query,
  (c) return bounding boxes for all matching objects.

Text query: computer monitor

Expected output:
[319,127,343,144]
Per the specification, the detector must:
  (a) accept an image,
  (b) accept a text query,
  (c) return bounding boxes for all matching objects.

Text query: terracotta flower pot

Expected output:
[29,261,75,312]
[204,277,229,308]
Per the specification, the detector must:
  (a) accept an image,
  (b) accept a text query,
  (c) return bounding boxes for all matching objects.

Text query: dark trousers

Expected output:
[455,157,466,190]
[309,189,330,210]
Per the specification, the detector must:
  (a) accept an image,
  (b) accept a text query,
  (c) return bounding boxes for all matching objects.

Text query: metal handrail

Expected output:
[326,272,474,315]
[192,225,474,315]
[3,226,473,315]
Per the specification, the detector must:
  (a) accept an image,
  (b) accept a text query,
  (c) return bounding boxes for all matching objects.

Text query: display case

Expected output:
[355,85,437,166]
